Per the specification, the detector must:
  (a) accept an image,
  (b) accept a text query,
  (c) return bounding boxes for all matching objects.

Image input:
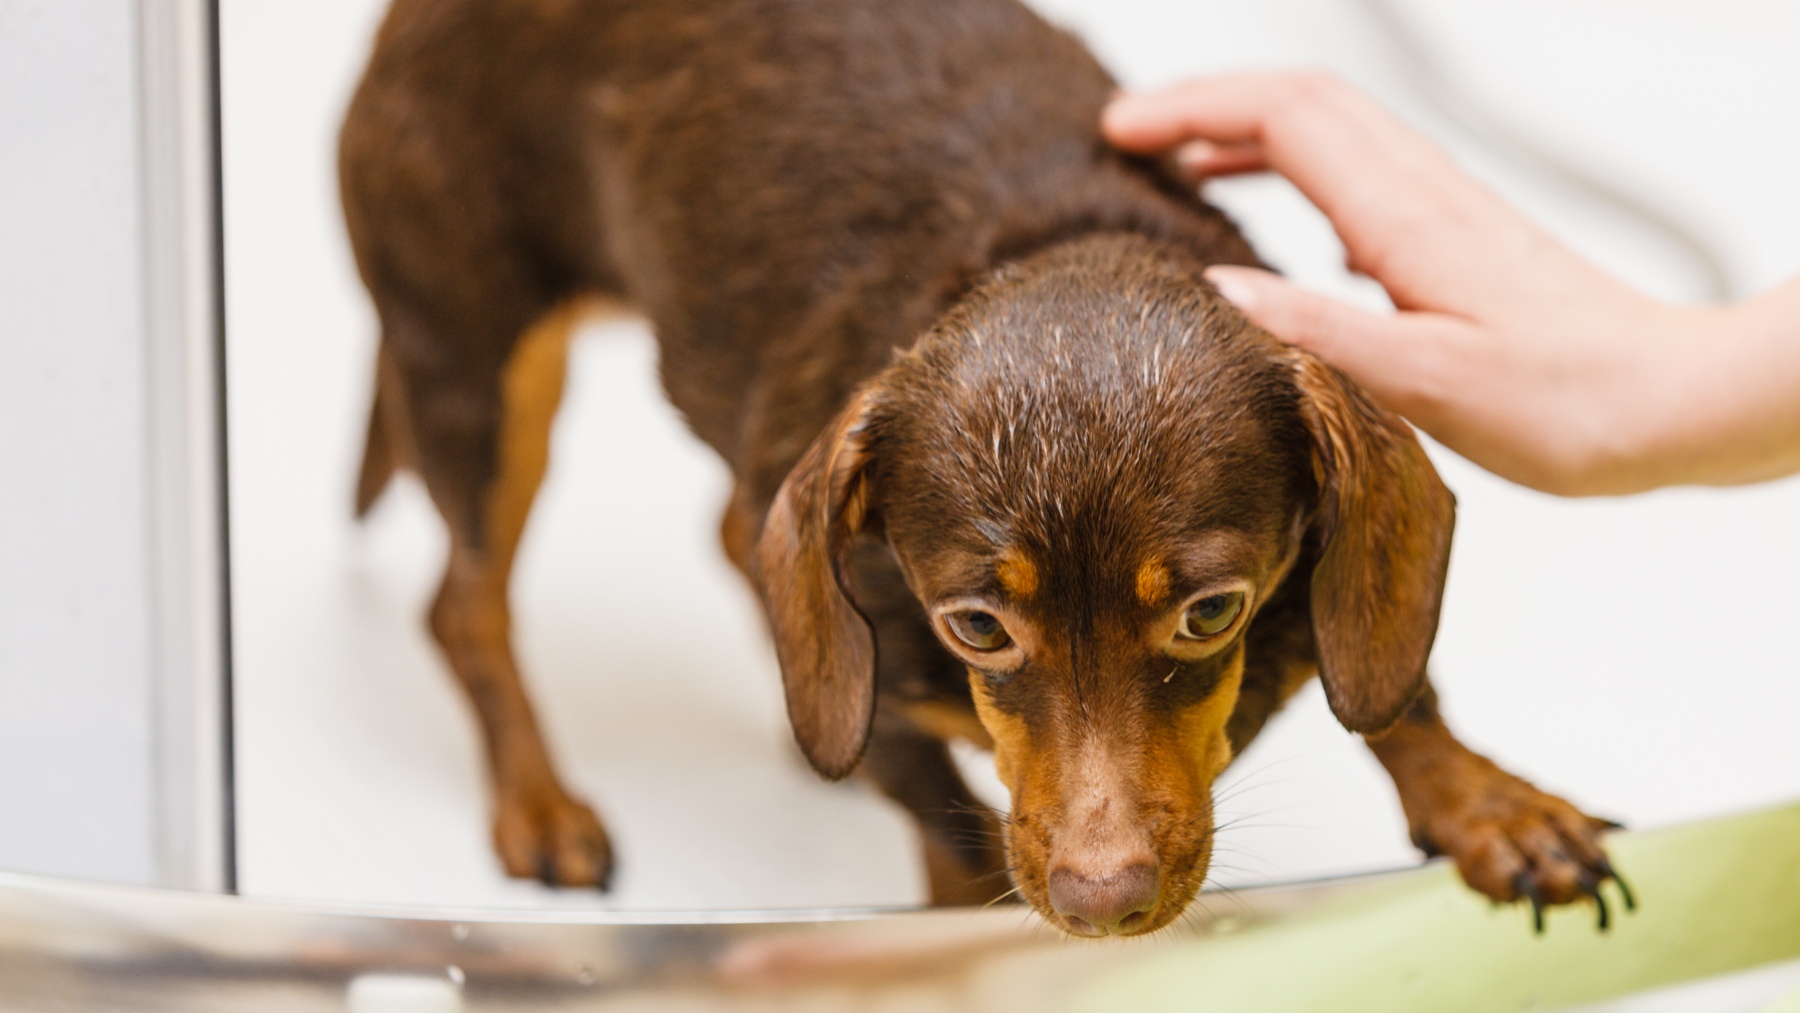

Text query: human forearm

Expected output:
[1639,278,1800,491]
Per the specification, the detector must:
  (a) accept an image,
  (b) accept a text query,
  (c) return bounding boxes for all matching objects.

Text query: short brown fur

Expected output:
[343,0,1621,933]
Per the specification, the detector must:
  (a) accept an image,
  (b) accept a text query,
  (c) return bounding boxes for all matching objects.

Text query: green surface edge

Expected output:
[1762,979,1800,1013]
[1068,802,1800,1013]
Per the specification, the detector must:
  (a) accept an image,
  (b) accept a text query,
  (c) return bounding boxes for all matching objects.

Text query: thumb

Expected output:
[1203,265,1451,410]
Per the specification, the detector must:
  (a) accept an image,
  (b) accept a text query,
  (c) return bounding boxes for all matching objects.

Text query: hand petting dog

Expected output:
[1106,72,1800,497]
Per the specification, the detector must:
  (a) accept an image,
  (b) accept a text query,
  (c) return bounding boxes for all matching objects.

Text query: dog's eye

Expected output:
[1178,592,1244,640]
[946,610,1011,651]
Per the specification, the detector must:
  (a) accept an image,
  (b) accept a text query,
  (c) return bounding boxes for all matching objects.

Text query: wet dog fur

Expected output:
[341,0,1624,935]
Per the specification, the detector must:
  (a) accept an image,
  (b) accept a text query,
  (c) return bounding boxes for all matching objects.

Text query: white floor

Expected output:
[222,0,1800,937]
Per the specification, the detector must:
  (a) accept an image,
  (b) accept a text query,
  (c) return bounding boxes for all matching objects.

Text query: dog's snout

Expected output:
[1047,862,1160,936]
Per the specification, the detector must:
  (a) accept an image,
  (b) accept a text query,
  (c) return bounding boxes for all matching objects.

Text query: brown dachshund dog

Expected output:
[341,0,1628,935]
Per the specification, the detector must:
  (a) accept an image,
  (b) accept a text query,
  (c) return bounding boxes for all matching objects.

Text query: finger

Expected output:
[1205,266,1411,366]
[1103,72,1309,151]
[1204,266,1380,358]
[1104,72,1428,180]
[1204,265,1471,425]
[1109,75,1510,291]
[1175,139,1269,179]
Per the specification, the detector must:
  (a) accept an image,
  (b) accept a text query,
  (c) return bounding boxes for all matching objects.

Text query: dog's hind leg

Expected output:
[386,296,614,889]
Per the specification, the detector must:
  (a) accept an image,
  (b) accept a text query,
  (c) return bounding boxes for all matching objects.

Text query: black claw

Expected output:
[1596,817,1626,831]
[1614,872,1637,912]
[1596,858,1637,912]
[1579,872,1610,932]
[536,855,558,887]
[1513,872,1547,935]
[1411,829,1443,859]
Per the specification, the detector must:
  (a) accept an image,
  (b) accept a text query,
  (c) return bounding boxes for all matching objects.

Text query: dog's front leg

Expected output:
[1365,683,1631,930]
[861,716,1014,907]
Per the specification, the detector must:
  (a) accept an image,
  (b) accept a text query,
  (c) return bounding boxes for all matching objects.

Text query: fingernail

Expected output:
[1174,139,1219,173]
[1101,96,1152,134]
[1099,103,1132,135]
[1204,266,1259,313]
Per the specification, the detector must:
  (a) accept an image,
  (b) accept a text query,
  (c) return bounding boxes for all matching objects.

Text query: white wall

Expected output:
[0,0,225,890]
[0,0,158,885]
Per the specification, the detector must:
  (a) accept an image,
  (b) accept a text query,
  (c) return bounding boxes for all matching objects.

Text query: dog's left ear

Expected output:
[1289,352,1456,736]
[753,386,884,780]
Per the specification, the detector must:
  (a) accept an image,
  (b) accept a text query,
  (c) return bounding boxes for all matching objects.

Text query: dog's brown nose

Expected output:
[1047,862,1160,936]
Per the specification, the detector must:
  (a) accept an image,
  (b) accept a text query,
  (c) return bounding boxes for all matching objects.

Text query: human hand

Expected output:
[1103,72,1800,495]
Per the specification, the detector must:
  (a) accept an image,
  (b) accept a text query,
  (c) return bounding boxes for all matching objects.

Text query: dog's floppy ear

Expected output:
[753,386,884,780]
[1289,353,1456,735]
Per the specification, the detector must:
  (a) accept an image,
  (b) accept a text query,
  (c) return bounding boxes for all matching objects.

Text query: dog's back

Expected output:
[341,0,1258,490]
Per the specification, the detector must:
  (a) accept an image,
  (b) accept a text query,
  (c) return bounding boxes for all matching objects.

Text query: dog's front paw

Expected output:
[493,786,615,889]
[1410,768,1631,932]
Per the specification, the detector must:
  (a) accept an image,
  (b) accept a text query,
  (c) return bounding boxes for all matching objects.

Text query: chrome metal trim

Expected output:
[0,868,1376,1011]
[135,0,230,893]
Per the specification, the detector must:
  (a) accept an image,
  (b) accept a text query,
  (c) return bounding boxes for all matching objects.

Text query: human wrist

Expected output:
[1676,283,1800,487]
[1597,298,1778,493]
[1536,295,1699,497]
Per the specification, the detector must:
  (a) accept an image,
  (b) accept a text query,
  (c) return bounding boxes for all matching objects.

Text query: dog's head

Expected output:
[755,235,1453,936]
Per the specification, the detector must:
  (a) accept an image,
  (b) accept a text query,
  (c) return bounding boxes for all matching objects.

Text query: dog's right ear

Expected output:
[753,386,884,781]
[1287,351,1456,737]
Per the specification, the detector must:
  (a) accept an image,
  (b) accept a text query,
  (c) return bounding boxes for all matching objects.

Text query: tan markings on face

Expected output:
[1135,557,1171,606]
[996,551,1039,599]
[969,670,1029,791]
[896,698,995,750]
[1178,650,1247,785]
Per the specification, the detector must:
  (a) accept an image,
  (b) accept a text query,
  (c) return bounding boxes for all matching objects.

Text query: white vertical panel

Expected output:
[0,0,228,889]
[0,0,159,885]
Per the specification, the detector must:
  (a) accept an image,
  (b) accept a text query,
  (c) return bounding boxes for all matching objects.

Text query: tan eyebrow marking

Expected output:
[996,550,1039,599]
[1135,557,1171,605]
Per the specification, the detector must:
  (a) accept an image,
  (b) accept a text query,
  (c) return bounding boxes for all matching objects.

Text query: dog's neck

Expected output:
[979,160,1264,281]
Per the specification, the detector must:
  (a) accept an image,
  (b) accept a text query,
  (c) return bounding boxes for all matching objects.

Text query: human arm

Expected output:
[1103,72,1800,496]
